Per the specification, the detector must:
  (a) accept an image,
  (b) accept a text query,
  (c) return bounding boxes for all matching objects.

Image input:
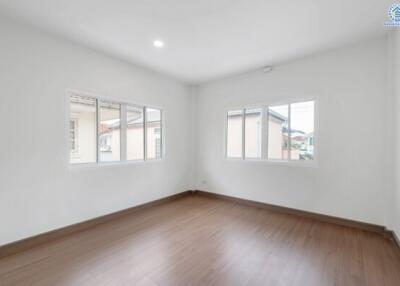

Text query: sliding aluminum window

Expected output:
[288,101,315,161]
[245,108,263,159]
[68,92,163,165]
[226,100,316,163]
[126,105,145,161]
[69,95,97,164]
[267,104,289,160]
[226,108,262,159]
[226,109,243,158]
[146,108,162,160]
[98,101,121,162]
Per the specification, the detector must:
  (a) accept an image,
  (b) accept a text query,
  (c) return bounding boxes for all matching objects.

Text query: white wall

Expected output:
[391,29,400,236]
[0,15,396,246]
[195,37,389,226]
[0,17,193,246]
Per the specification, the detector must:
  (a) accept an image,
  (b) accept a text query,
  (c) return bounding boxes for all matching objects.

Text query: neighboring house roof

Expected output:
[283,127,306,135]
[229,109,310,135]
[104,111,160,131]
[268,109,287,122]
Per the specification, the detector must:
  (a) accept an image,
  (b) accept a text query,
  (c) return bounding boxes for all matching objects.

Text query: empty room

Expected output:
[1,0,400,285]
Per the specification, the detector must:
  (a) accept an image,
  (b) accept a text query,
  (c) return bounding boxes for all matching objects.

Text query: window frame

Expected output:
[244,107,264,160]
[66,90,164,168]
[125,104,145,162]
[224,97,318,167]
[225,109,244,159]
[266,103,289,163]
[145,107,163,161]
[98,100,122,163]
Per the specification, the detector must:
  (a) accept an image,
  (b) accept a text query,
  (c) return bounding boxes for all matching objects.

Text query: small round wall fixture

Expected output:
[262,66,273,73]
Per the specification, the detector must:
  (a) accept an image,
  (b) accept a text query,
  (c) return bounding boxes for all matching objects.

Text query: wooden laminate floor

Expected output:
[1,194,400,286]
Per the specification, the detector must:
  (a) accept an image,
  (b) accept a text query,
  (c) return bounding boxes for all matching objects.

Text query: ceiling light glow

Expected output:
[153,40,164,48]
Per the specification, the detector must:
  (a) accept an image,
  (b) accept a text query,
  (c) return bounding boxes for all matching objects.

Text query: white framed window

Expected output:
[126,105,144,161]
[225,99,316,164]
[146,108,162,160]
[226,108,263,160]
[245,108,262,159]
[69,95,97,164]
[289,101,315,161]
[267,104,289,160]
[68,92,163,165]
[98,101,121,162]
[226,109,243,158]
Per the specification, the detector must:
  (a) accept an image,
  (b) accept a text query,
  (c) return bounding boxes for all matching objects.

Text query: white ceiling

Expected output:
[0,0,393,83]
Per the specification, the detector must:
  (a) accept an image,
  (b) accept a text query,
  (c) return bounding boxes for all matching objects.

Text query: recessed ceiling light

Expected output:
[153,40,164,48]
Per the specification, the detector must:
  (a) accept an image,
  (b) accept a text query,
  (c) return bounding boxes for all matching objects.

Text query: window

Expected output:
[226,110,243,158]
[154,128,161,158]
[146,108,162,160]
[268,105,289,160]
[69,92,163,165]
[99,101,121,162]
[226,100,315,163]
[245,108,262,159]
[69,95,97,164]
[126,105,144,161]
[290,101,314,160]
[226,108,262,159]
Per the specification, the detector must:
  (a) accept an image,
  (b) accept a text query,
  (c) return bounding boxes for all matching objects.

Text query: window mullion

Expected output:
[288,103,291,161]
[120,104,127,162]
[242,109,246,160]
[160,110,163,159]
[225,112,229,158]
[262,105,268,160]
[96,98,100,163]
[143,107,147,161]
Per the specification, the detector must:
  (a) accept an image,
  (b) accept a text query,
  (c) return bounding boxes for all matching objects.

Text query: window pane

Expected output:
[99,101,121,162]
[127,106,144,161]
[146,108,162,159]
[268,105,289,160]
[227,110,243,158]
[69,95,97,164]
[245,108,262,158]
[290,101,314,160]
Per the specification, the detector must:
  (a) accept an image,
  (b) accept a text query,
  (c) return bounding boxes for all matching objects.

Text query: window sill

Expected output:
[225,158,317,168]
[69,159,164,170]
